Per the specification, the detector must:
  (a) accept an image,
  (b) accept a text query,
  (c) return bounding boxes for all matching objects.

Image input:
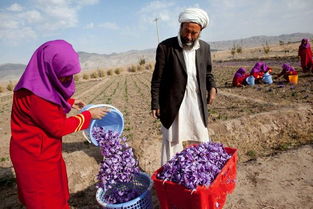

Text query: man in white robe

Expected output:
[151,8,217,165]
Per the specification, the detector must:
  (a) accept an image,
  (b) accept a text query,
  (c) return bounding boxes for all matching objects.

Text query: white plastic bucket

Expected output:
[80,104,124,146]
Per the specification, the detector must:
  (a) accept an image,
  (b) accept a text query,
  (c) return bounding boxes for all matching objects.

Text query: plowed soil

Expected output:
[1,57,313,209]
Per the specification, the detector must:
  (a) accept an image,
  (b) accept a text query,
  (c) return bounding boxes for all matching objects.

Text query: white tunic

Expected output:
[161,36,210,165]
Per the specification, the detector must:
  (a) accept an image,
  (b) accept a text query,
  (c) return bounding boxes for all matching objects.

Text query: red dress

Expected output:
[298,46,313,71]
[10,89,91,209]
[232,74,249,87]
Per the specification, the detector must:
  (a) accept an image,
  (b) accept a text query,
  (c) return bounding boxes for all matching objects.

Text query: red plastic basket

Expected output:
[152,147,238,209]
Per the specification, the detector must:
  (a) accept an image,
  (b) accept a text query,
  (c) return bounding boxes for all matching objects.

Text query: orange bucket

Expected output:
[288,74,298,84]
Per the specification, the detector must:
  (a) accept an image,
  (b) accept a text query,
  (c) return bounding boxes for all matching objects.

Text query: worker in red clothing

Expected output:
[298,38,313,73]
[275,63,298,82]
[232,67,249,87]
[10,40,108,209]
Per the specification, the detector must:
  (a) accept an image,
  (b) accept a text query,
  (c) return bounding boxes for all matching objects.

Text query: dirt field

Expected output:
[1,45,313,208]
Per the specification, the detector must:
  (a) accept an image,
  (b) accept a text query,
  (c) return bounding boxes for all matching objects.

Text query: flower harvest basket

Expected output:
[152,147,238,209]
[96,172,153,209]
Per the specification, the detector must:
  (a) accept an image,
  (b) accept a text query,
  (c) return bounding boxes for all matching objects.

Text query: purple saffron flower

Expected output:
[158,142,231,190]
[92,128,141,203]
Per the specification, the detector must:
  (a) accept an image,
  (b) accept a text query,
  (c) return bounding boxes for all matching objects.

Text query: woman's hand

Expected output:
[88,107,109,119]
[72,99,86,110]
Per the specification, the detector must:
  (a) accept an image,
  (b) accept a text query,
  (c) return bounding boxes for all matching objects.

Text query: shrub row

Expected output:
[0,63,155,92]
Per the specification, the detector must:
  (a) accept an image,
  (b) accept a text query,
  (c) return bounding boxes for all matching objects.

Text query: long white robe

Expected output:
[161,36,210,165]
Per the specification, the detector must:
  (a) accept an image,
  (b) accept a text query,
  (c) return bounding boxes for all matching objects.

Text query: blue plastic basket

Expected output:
[262,72,273,84]
[80,104,124,146]
[96,172,153,209]
[246,75,255,86]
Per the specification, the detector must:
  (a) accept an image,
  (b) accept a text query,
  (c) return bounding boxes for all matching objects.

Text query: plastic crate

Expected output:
[152,147,238,209]
[96,172,153,209]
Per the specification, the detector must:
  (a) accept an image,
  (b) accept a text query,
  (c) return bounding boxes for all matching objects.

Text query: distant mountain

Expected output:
[78,32,313,70]
[1,32,312,81]
[0,49,156,81]
[0,63,26,82]
[209,32,313,50]
[78,48,155,71]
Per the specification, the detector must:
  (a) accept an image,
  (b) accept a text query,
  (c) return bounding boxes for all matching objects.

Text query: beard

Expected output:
[181,36,195,49]
[180,32,199,50]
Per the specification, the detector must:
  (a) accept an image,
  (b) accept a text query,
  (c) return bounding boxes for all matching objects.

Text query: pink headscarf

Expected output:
[14,40,81,113]
[300,38,311,49]
[282,63,296,73]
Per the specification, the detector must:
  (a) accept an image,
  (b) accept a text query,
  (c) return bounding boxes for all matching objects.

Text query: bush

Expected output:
[137,65,144,71]
[263,41,270,54]
[98,69,106,78]
[114,68,121,75]
[230,44,242,56]
[145,63,153,70]
[74,74,80,81]
[139,58,146,65]
[236,46,242,54]
[107,69,113,76]
[0,85,4,93]
[128,65,136,73]
[90,72,99,79]
[246,150,256,159]
[231,46,236,57]
[7,82,14,91]
[82,73,90,80]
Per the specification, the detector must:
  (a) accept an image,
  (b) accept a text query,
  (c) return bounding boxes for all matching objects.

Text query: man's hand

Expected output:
[151,109,160,119]
[72,99,86,110]
[207,88,217,104]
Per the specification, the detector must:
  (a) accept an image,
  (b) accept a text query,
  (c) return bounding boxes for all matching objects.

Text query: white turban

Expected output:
[178,8,209,29]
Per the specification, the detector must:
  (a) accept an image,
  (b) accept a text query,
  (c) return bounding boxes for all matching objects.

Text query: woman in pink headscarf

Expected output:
[232,67,249,87]
[275,63,298,82]
[250,62,264,82]
[298,38,313,72]
[250,62,273,84]
[10,40,108,209]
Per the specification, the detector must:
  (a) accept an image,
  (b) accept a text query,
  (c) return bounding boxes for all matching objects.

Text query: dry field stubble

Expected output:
[1,52,313,208]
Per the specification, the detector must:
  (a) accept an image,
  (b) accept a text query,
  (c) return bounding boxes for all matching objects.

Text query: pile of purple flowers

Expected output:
[157,142,231,190]
[92,127,140,204]
[103,188,139,204]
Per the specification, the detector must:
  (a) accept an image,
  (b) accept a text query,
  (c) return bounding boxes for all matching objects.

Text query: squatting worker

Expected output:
[151,8,217,165]
[10,40,108,209]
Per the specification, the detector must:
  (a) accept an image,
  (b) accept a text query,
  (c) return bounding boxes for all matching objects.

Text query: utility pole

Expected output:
[154,17,160,44]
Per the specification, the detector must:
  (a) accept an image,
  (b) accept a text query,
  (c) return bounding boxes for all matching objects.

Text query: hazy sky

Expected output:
[1,0,313,64]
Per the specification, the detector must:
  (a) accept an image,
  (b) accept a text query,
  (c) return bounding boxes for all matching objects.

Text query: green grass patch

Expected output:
[246,150,257,159]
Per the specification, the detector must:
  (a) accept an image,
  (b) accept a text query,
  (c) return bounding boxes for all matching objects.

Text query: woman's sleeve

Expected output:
[67,98,75,107]
[30,95,92,138]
